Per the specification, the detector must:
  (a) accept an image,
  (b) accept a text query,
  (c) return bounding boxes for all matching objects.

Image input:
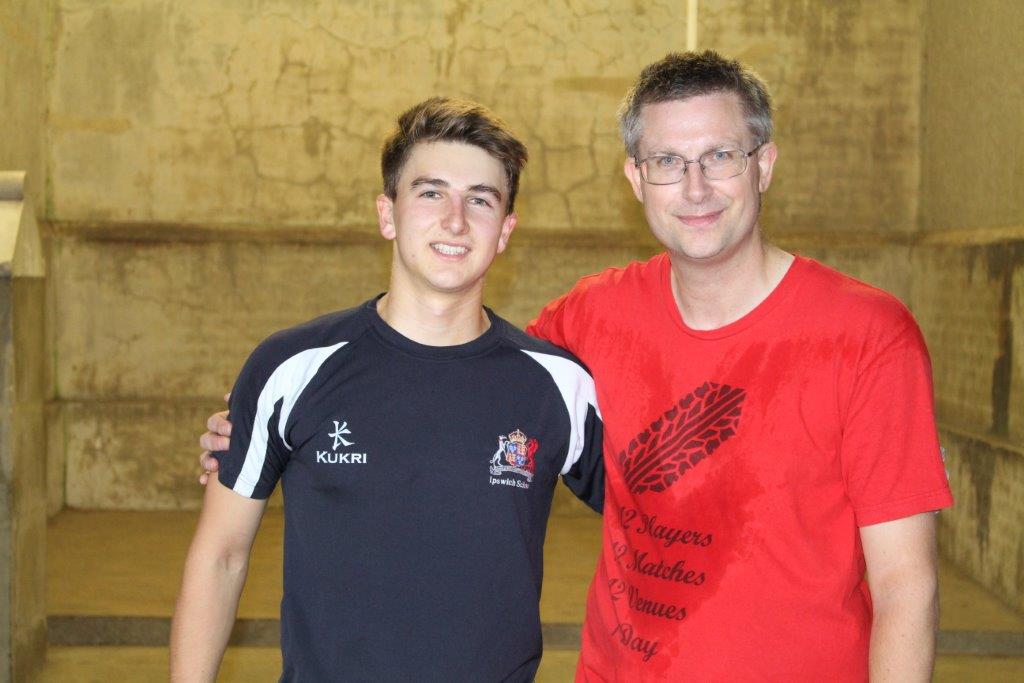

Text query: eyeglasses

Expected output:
[634,144,763,184]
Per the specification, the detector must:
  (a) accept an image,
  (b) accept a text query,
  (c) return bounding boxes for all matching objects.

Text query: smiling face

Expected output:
[624,92,777,266]
[377,141,517,299]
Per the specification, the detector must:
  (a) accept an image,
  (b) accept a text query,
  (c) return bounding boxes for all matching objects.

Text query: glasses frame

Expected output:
[634,143,765,185]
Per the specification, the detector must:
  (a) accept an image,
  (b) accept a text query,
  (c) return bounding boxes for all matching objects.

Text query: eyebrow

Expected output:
[409,176,503,202]
[649,141,744,157]
[468,183,503,201]
[410,176,450,189]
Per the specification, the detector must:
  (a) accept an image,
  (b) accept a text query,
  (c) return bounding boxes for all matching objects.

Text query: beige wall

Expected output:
[47,0,682,233]
[44,0,931,513]
[704,0,925,236]
[921,0,1023,232]
[0,277,48,682]
[1,3,51,678]
[0,0,48,210]
[47,0,929,238]
[919,0,1024,610]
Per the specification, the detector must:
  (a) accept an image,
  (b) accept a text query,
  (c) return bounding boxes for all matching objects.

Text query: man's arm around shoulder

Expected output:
[861,511,939,683]
[170,478,267,681]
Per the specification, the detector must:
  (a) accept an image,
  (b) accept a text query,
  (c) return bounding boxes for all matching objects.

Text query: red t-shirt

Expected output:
[528,254,953,682]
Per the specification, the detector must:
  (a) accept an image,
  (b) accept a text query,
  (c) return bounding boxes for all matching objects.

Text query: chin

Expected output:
[667,237,743,264]
[427,276,484,294]
[665,236,723,259]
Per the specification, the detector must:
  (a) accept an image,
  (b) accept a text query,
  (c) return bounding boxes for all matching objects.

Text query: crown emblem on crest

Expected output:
[508,429,527,445]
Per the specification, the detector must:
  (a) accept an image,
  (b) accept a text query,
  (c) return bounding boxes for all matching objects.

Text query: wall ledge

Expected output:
[917,225,1024,247]
[46,219,662,249]
[937,422,1024,459]
[48,218,1024,251]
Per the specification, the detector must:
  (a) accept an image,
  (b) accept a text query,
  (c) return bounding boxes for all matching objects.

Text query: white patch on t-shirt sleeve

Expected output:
[519,350,601,475]
[234,341,348,497]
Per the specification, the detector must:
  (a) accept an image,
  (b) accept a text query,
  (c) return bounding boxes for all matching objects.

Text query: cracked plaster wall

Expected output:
[919,0,1024,610]
[44,0,931,517]
[49,0,686,230]
[703,0,925,237]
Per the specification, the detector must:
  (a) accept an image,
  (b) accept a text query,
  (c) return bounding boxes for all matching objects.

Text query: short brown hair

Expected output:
[619,51,773,159]
[381,97,528,214]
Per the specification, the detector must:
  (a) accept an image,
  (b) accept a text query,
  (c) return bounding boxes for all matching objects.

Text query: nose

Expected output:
[681,163,712,204]
[443,197,468,234]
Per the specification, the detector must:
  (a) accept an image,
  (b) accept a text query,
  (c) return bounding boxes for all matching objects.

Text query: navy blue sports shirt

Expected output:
[215,297,604,681]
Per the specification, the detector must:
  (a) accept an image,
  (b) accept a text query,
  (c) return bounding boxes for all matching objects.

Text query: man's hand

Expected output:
[198,394,233,485]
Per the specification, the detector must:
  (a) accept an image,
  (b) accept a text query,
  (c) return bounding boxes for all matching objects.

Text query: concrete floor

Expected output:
[40,509,1024,681]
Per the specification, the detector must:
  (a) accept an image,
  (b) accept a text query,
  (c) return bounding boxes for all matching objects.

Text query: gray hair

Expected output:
[618,51,774,159]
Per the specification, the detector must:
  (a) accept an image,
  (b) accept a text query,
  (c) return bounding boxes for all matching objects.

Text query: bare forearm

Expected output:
[170,547,250,682]
[861,512,940,683]
[869,589,938,682]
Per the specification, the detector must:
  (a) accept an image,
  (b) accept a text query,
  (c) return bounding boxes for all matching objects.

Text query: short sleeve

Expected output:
[518,347,605,513]
[215,337,349,499]
[215,345,291,500]
[527,289,582,353]
[561,402,605,513]
[840,321,954,526]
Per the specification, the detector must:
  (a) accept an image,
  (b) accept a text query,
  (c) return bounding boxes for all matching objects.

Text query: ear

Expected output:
[755,142,778,193]
[624,157,645,203]
[376,194,396,240]
[496,211,518,254]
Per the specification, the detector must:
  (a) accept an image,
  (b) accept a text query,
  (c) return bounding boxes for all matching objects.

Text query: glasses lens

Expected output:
[643,155,686,184]
[700,149,746,180]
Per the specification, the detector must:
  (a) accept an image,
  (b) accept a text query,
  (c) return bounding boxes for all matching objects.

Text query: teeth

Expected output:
[432,243,467,256]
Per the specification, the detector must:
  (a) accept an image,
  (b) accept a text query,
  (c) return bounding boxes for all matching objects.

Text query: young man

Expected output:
[172,98,603,682]
[201,53,953,680]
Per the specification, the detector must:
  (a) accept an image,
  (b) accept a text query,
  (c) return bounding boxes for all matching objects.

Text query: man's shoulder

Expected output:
[797,256,916,329]
[535,253,665,323]
[563,252,666,301]
[495,317,598,389]
[527,253,666,353]
[497,317,589,370]
[243,303,369,377]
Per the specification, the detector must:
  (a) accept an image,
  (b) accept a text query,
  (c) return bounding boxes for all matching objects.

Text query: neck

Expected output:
[668,230,794,331]
[376,286,490,347]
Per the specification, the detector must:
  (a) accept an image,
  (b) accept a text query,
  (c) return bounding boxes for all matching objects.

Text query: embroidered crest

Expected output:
[489,428,538,484]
